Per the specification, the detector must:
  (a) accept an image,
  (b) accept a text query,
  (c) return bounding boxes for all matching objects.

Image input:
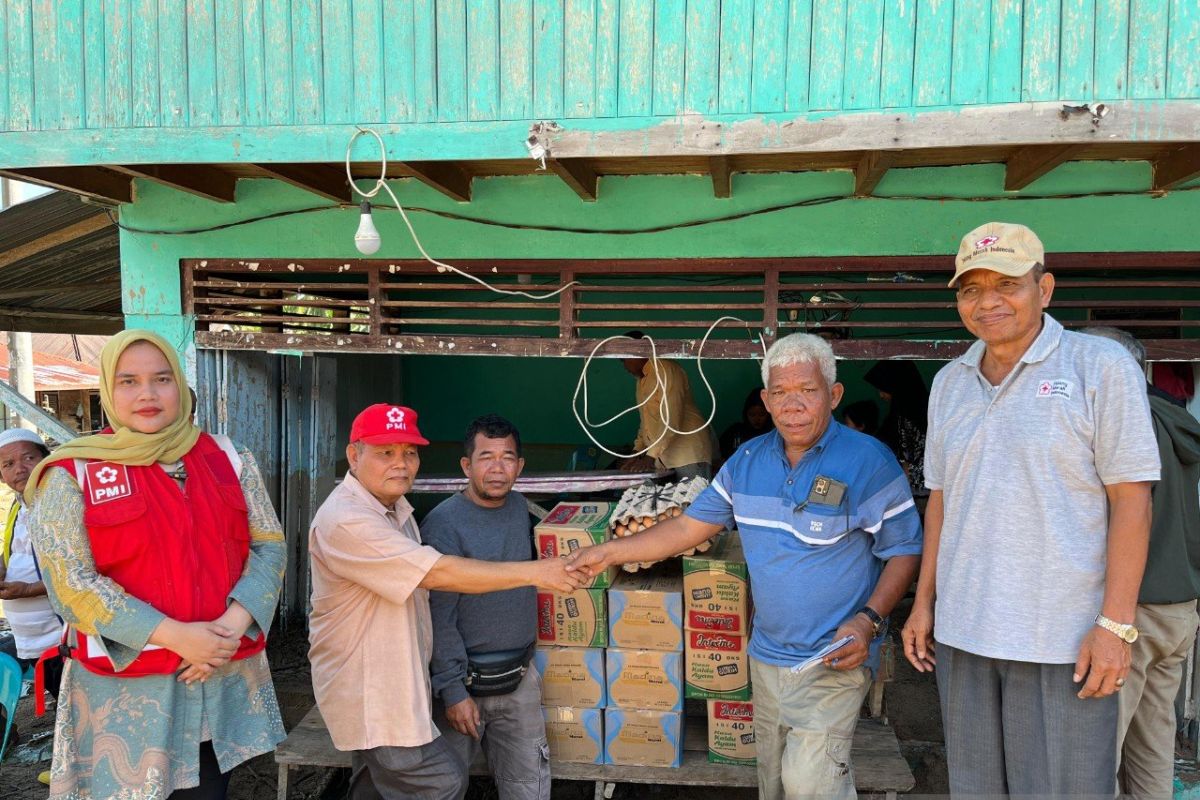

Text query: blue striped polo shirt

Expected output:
[685,421,923,670]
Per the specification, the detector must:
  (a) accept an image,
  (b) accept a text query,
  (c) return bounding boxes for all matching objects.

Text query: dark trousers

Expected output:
[167,742,231,800]
[17,653,63,700]
[351,735,466,800]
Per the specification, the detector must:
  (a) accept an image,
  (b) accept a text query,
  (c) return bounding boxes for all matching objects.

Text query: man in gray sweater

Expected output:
[424,414,548,800]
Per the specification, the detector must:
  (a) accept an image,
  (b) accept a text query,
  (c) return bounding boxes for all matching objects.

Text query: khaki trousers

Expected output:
[750,657,870,800]
[1117,600,1199,800]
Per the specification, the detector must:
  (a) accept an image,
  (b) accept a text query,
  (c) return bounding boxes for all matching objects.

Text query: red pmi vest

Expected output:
[53,432,265,677]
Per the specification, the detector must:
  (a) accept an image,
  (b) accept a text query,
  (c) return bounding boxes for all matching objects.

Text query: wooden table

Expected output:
[275,705,915,800]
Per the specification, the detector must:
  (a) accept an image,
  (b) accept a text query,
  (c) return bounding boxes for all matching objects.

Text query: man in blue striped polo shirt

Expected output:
[567,333,922,800]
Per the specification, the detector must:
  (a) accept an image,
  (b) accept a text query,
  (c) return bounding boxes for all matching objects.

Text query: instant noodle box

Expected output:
[707,699,756,766]
[605,648,683,712]
[607,568,684,652]
[682,532,749,634]
[537,588,608,648]
[685,630,751,700]
[603,708,683,768]
[534,646,607,708]
[543,706,604,765]
[534,501,618,589]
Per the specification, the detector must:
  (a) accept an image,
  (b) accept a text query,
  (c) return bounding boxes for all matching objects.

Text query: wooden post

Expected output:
[558,270,576,340]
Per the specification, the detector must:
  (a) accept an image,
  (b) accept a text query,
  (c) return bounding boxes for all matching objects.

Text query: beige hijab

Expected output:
[26,329,199,502]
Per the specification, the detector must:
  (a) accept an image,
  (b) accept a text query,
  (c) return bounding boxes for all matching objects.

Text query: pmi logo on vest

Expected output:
[86,462,132,503]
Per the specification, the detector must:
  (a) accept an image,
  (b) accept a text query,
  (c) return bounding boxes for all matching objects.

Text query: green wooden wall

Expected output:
[3,0,1197,134]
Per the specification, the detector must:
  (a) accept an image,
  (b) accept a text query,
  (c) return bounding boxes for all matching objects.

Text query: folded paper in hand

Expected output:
[790,635,855,674]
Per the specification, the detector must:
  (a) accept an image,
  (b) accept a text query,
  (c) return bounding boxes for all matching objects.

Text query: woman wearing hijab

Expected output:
[27,331,286,800]
[718,388,775,463]
[863,360,929,497]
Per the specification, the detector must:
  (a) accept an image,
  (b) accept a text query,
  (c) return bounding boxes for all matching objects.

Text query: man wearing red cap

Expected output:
[308,404,588,800]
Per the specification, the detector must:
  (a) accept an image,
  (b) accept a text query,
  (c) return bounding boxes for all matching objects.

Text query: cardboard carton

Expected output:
[607,569,683,652]
[707,699,756,765]
[685,630,751,700]
[605,648,683,712]
[603,709,683,768]
[536,589,608,648]
[543,706,604,765]
[534,647,607,708]
[683,533,749,634]
[535,502,618,589]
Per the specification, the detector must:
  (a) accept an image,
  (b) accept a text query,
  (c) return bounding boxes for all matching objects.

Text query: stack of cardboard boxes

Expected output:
[534,502,614,765]
[682,533,756,766]
[604,568,685,768]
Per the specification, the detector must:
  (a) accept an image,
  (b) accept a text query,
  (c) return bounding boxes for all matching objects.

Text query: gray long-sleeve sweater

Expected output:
[422,491,537,707]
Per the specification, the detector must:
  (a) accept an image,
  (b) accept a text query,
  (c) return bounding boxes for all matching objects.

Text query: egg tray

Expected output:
[609,476,717,571]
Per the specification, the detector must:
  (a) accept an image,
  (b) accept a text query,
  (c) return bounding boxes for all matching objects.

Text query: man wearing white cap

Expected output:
[901,222,1160,795]
[0,429,63,725]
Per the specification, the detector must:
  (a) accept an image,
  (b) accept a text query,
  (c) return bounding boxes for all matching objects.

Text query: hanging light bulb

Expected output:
[354,200,381,255]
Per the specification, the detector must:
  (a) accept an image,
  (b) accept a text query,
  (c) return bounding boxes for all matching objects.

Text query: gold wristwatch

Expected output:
[1095,613,1139,643]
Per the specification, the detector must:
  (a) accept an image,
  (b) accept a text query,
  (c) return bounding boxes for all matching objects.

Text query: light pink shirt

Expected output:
[307,472,443,751]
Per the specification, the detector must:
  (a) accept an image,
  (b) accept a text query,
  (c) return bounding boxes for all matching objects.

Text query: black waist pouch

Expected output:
[466,643,535,698]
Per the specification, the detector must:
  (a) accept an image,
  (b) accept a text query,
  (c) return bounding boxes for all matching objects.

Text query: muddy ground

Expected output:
[3,600,947,799]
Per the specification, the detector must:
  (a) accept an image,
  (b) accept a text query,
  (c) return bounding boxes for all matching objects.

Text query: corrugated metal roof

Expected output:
[0,342,99,390]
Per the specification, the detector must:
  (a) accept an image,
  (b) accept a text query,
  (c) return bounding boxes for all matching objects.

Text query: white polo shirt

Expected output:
[925,314,1160,663]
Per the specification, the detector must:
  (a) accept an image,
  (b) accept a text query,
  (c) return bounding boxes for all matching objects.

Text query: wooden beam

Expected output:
[253,162,349,202]
[398,161,472,202]
[0,215,114,270]
[109,164,237,203]
[547,158,598,201]
[1004,144,1084,190]
[854,150,899,196]
[1152,144,1200,191]
[0,280,120,300]
[710,156,732,198]
[0,167,132,204]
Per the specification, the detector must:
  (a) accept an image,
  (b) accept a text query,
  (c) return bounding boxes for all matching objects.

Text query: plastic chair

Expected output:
[0,651,22,761]
[566,444,600,472]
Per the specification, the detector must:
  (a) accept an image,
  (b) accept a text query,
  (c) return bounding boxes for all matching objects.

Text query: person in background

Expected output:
[619,331,714,480]
[863,360,928,496]
[841,400,879,437]
[718,388,774,463]
[426,414,548,800]
[0,428,61,787]
[308,404,588,800]
[27,330,288,800]
[902,223,1159,797]
[1086,327,1200,800]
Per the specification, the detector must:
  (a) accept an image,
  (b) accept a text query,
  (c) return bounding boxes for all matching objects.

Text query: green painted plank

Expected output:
[437,0,467,121]
[106,0,134,127]
[809,0,847,110]
[880,0,915,107]
[1094,0,1130,97]
[82,0,105,127]
[157,1,186,126]
[263,0,292,124]
[466,0,499,120]
[1021,0,1060,101]
[131,0,159,127]
[618,0,653,116]
[382,0,414,121]
[652,0,685,115]
[0,5,7,131]
[784,0,813,111]
[242,0,267,125]
[31,0,60,130]
[1058,0,1095,99]
[412,0,438,121]
[533,0,563,117]
[717,0,753,113]
[913,0,953,106]
[1129,0,1169,98]
[216,0,245,125]
[499,0,533,119]
[1168,0,1200,97]
[291,0,324,124]
[564,0,596,117]
[988,0,1022,102]
[844,0,883,109]
[6,0,35,130]
[684,0,719,114]
[351,0,383,122]
[949,0,988,105]
[751,0,788,112]
[595,0,618,116]
[321,0,354,123]
[187,0,217,126]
